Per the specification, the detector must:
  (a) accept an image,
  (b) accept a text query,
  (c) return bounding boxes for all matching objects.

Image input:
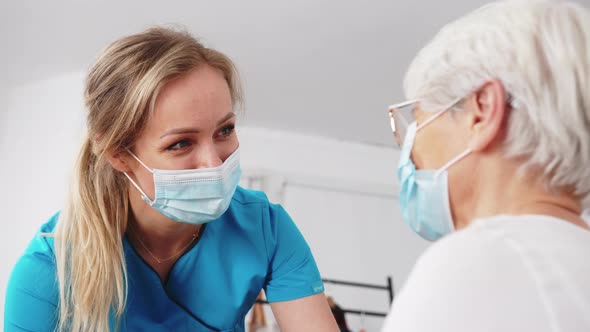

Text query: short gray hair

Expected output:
[404,0,590,203]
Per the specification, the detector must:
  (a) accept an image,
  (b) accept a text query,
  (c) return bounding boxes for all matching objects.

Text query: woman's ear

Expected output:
[106,150,132,173]
[96,133,132,173]
[467,80,509,152]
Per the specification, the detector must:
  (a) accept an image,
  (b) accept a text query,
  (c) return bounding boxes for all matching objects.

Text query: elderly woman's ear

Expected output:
[464,80,509,153]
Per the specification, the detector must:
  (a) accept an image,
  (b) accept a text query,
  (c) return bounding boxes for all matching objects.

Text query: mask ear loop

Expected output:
[416,97,463,131]
[435,148,473,178]
[123,149,154,202]
[412,97,470,178]
[127,150,154,173]
[416,107,449,131]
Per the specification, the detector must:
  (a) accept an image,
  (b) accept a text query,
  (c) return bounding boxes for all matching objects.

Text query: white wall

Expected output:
[0,72,429,330]
[238,127,430,331]
[1,72,88,321]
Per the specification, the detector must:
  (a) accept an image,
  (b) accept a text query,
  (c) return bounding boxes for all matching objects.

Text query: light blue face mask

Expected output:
[124,148,242,225]
[397,108,472,241]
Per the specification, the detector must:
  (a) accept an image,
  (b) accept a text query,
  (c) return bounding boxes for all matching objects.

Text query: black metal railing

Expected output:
[256,276,394,318]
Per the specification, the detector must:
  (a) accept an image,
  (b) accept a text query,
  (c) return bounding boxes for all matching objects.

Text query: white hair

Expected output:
[404,0,590,204]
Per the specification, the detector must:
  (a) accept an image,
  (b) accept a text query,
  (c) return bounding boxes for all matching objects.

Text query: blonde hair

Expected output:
[53,26,242,332]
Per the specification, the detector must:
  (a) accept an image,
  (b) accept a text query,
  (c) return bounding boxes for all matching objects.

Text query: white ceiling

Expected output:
[1,0,496,146]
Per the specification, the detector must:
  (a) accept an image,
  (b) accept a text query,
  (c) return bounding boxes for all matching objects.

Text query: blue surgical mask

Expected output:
[124,148,242,225]
[397,119,471,241]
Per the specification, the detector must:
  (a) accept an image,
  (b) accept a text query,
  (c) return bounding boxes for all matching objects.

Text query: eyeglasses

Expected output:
[388,97,463,148]
[388,100,419,148]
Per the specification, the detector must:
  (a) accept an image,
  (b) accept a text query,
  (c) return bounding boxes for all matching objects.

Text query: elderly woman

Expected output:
[384,1,590,331]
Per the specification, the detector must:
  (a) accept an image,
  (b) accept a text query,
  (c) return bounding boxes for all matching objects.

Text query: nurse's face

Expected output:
[125,65,238,201]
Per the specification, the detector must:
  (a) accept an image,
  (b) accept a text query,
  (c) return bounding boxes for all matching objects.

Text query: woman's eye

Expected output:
[217,125,235,138]
[166,140,191,151]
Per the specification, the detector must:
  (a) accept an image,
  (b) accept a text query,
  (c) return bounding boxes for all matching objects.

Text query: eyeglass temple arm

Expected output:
[388,99,419,132]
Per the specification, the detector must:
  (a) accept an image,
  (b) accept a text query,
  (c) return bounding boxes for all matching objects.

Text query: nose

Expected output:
[193,142,223,169]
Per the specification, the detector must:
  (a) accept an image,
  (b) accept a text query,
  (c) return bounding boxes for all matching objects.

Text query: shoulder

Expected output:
[229,186,290,225]
[384,216,564,331]
[427,214,590,271]
[5,213,60,327]
[226,186,271,225]
[231,186,271,206]
[226,186,308,253]
[410,212,590,273]
[20,212,59,263]
[10,211,59,279]
[220,187,291,245]
[408,217,534,288]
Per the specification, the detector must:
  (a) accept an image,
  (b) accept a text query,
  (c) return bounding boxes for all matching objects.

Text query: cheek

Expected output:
[133,166,155,197]
[412,130,448,170]
[219,136,239,161]
[446,158,476,207]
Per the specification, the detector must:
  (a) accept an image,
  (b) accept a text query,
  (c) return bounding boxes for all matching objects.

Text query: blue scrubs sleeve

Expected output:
[4,244,58,332]
[263,204,325,303]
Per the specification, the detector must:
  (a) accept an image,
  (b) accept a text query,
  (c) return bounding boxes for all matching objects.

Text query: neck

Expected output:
[127,189,202,257]
[452,157,587,230]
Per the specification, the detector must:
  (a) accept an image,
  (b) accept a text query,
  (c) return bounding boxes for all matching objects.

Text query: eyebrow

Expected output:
[160,112,236,138]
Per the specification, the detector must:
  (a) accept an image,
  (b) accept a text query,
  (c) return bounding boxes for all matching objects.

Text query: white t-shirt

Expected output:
[382,214,590,332]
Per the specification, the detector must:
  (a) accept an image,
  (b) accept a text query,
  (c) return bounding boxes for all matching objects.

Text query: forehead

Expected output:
[147,66,233,130]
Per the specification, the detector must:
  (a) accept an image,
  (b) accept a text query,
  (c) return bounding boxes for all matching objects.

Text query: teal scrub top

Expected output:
[4,187,325,331]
